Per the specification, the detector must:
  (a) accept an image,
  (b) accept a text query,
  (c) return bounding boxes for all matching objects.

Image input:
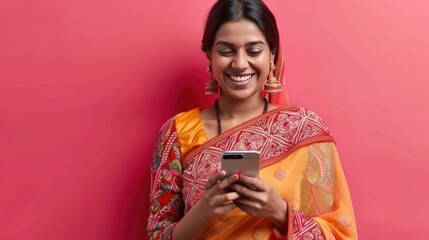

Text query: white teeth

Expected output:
[229,74,253,82]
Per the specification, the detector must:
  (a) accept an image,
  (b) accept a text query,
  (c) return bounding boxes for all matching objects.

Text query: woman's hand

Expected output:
[199,171,241,222]
[171,171,241,240]
[229,175,288,232]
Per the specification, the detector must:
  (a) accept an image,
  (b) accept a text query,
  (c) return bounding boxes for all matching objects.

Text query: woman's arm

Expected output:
[147,118,183,239]
[147,118,241,240]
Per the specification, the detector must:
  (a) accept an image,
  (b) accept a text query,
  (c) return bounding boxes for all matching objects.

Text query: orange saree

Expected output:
[147,105,357,239]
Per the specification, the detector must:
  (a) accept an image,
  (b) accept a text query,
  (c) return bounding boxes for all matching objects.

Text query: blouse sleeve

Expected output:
[272,142,358,240]
[147,117,184,240]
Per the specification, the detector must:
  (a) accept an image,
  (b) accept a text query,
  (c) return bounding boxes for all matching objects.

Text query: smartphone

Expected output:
[221,150,260,179]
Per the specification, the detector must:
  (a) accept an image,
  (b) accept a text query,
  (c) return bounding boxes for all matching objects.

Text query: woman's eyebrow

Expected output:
[245,41,265,46]
[215,41,235,47]
[215,40,266,47]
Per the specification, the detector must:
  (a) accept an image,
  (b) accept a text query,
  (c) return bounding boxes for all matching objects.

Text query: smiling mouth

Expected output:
[227,74,254,82]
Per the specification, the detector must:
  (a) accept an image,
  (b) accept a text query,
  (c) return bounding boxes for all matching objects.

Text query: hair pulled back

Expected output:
[202,0,279,56]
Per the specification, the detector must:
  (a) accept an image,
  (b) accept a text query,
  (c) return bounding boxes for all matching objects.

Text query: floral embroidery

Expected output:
[234,132,265,150]
[147,117,184,240]
[338,214,354,229]
[274,169,287,181]
[304,142,336,216]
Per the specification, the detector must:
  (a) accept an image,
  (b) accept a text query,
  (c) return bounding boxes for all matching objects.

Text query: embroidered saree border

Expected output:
[183,104,334,168]
[261,135,334,168]
[183,104,297,161]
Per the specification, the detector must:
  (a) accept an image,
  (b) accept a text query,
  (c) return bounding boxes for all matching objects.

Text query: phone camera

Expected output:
[223,154,244,159]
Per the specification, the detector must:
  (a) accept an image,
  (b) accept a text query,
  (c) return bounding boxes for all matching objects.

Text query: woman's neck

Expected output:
[217,94,267,121]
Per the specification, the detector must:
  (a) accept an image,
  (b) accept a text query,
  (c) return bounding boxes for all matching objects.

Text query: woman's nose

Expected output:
[231,51,249,70]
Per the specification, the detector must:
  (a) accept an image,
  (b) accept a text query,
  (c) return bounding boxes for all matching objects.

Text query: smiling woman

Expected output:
[147,0,358,239]
[209,19,271,105]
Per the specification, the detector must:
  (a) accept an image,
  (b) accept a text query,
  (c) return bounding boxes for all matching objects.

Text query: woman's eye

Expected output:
[218,50,234,56]
[247,50,263,56]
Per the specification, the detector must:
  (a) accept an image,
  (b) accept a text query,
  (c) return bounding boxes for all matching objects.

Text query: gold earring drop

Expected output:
[205,65,218,95]
[265,62,282,93]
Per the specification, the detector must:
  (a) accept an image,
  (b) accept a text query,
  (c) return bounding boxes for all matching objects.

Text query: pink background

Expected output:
[1,0,428,239]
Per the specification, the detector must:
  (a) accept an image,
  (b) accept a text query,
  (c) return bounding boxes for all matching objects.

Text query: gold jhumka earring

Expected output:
[205,65,218,95]
[265,62,283,93]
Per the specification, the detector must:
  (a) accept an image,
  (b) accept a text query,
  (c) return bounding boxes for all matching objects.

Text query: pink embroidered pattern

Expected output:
[304,143,336,216]
[182,106,332,212]
[274,169,287,181]
[147,118,183,240]
[292,208,325,239]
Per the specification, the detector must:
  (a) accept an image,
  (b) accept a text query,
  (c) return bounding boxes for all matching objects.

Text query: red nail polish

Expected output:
[236,172,241,179]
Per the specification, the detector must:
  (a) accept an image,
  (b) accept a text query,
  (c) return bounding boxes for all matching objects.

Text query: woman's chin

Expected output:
[220,88,262,101]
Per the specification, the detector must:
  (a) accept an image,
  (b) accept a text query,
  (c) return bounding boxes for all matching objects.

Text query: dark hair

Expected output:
[202,0,279,56]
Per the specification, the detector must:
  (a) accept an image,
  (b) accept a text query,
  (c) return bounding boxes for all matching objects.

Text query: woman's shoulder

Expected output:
[176,107,201,121]
[156,107,203,137]
[277,104,328,122]
[158,108,201,127]
[274,104,332,138]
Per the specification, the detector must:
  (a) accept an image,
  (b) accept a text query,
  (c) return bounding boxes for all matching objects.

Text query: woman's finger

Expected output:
[214,203,237,216]
[214,173,240,191]
[207,191,241,206]
[205,170,226,190]
[229,182,271,206]
[234,203,257,217]
[229,182,258,195]
[204,173,240,203]
[233,197,260,209]
[212,194,241,212]
[223,191,241,202]
[237,175,266,191]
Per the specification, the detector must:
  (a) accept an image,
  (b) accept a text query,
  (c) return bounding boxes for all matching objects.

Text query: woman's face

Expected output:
[210,19,272,101]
